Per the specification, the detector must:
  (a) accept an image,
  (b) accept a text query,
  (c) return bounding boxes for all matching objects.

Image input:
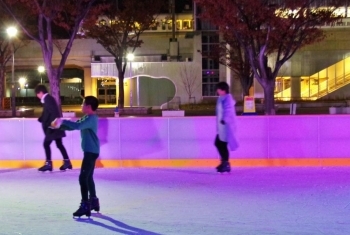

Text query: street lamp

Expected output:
[38,65,45,84]
[7,26,18,117]
[127,53,134,107]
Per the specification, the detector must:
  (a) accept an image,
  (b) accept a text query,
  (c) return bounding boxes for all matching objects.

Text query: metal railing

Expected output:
[275,56,350,101]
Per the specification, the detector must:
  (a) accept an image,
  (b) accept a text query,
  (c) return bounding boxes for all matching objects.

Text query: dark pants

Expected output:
[215,135,229,162]
[43,138,69,161]
[79,152,99,201]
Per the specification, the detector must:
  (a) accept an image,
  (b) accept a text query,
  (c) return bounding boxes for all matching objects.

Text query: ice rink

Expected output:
[1,167,350,235]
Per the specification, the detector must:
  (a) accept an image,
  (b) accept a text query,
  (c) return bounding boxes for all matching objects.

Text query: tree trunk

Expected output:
[239,74,253,97]
[118,70,125,109]
[262,80,276,115]
[49,76,62,114]
[241,82,250,97]
[0,67,5,109]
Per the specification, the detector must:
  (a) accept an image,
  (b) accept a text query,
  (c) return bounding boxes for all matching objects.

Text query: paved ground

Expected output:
[1,167,350,235]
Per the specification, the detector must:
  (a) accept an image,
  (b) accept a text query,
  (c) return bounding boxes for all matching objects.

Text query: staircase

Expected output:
[275,56,350,100]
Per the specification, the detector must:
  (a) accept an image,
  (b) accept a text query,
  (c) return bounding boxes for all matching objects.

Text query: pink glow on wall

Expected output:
[1,115,350,162]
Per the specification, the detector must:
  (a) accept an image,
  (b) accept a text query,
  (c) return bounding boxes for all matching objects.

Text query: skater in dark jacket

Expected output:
[35,84,72,172]
[215,82,239,173]
[51,96,100,218]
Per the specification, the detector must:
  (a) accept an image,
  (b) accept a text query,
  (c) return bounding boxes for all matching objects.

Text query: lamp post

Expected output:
[126,53,134,107]
[38,65,45,84]
[7,26,18,117]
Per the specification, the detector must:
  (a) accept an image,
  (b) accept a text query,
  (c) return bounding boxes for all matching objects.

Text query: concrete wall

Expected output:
[14,35,196,69]
[10,18,350,103]
[91,62,202,107]
[12,25,350,104]
[280,28,350,77]
[12,34,200,105]
[1,115,350,169]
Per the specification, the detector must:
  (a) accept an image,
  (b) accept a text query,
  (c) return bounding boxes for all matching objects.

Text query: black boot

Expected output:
[90,197,100,212]
[73,200,91,218]
[217,161,231,173]
[59,160,72,171]
[215,162,224,171]
[38,161,53,172]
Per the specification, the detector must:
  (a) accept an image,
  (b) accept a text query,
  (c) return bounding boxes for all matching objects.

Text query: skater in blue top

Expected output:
[51,96,100,218]
[215,82,239,173]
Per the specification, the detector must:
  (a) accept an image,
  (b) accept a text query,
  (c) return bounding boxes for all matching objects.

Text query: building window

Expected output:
[182,20,192,29]
[202,58,219,70]
[176,20,182,30]
[161,20,167,30]
[202,84,217,96]
[198,19,217,31]
[97,79,116,104]
[201,34,219,44]
[201,32,220,96]
[202,70,219,96]
[150,20,158,30]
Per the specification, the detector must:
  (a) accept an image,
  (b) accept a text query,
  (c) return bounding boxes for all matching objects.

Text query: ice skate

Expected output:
[73,201,91,218]
[90,197,100,212]
[215,162,223,171]
[217,161,231,173]
[59,160,72,171]
[38,161,53,172]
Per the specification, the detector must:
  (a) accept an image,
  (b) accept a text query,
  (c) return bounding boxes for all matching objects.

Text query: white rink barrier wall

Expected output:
[1,115,350,168]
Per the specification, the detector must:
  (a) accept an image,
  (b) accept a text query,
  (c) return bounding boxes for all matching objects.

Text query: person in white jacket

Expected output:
[215,82,239,173]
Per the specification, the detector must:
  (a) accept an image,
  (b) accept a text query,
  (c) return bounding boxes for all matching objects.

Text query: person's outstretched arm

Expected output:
[51,116,95,131]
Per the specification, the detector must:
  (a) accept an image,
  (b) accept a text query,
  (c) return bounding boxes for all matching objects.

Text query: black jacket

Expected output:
[38,94,66,141]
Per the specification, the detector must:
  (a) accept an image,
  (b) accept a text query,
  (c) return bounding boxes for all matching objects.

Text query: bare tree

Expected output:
[82,0,164,109]
[196,0,341,114]
[0,0,101,108]
[180,63,201,104]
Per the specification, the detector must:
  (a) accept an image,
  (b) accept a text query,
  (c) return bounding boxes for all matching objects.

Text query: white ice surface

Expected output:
[1,167,350,235]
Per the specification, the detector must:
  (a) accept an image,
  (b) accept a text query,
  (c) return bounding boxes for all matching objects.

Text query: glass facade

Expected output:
[200,33,220,96]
